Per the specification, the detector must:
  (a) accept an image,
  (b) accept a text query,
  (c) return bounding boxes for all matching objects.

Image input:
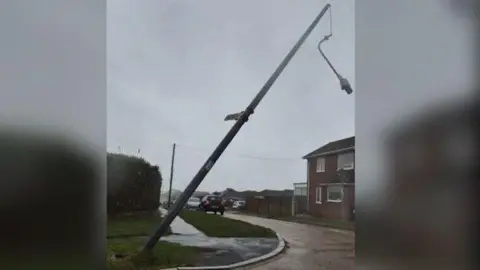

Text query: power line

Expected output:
[174,143,300,161]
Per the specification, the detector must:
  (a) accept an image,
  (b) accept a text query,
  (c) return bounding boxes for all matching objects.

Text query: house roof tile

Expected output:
[302,136,355,159]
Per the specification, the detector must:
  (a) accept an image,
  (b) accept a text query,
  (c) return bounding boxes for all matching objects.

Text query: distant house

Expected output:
[192,191,210,199]
[220,188,293,201]
[293,183,307,195]
[259,189,294,197]
[302,136,355,220]
[218,189,244,201]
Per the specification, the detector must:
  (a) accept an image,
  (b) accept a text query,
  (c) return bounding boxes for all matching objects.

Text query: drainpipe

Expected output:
[306,160,310,214]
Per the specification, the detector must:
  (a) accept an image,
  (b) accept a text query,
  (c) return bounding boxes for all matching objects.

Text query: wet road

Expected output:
[225,213,355,270]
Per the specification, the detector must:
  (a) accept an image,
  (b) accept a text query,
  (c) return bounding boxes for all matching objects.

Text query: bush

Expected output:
[107,153,162,215]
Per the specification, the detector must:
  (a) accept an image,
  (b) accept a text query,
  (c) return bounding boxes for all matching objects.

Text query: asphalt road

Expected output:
[225,213,355,270]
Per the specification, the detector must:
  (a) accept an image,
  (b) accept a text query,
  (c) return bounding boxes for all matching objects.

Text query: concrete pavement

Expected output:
[225,213,355,270]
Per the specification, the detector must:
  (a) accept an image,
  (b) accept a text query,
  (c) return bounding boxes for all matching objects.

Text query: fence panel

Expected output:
[244,195,293,217]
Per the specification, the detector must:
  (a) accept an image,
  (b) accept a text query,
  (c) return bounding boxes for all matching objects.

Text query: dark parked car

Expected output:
[199,194,225,215]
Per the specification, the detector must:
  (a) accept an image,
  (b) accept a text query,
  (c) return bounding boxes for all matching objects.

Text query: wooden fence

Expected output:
[244,195,292,217]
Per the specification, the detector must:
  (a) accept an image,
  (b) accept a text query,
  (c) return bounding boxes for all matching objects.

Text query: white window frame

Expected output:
[316,157,326,172]
[315,187,322,204]
[326,186,343,203]
[337,152,354,170]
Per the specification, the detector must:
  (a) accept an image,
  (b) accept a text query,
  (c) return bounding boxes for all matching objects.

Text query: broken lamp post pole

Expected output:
[143,3,351,252]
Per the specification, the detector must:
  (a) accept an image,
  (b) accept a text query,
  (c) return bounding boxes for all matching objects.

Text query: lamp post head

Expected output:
[339,77,353,95]
[317,38,353,95]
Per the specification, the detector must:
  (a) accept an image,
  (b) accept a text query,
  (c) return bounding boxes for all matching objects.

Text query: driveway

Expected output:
[225,213,355,270]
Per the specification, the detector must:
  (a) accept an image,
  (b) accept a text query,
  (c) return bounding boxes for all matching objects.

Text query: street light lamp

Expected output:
[317,34,353,95]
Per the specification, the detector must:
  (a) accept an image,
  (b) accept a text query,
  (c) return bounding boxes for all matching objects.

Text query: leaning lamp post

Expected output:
[225,6,352,122]
[143,2,352,252]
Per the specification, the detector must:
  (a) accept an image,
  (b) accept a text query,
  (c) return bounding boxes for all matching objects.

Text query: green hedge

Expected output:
[107,153,162,215]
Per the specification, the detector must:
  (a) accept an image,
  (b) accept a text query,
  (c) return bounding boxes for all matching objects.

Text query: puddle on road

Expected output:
[141,233,280,266]
[159,208,205,236]
[162,234,279,260]
[157,208,279,264]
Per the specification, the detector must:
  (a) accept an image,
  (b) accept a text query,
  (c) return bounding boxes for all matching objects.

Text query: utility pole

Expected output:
[142,3,345,252]
[166,143,176,208]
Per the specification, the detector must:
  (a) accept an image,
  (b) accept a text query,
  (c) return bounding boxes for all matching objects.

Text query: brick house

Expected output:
[302,136,355,220]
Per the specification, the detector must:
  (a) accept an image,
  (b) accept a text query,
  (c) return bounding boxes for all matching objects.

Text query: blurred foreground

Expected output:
[357,94,478,270]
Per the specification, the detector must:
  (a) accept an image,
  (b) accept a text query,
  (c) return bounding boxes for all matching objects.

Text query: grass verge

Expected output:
[107,238,203,270]
[179,210,276,238]
[107,212,171,238]
[107,212,197,269]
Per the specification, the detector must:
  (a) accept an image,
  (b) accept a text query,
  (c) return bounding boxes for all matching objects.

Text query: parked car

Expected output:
[185,197,201,210]
[199,194,225,215]
[232,200,246,210]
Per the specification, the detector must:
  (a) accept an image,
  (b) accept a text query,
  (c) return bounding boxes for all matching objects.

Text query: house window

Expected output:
[315,187,322,204]
[294,186,307,196]
[316,157,326,172]
[327,186,343,202]
[337,152,354,170]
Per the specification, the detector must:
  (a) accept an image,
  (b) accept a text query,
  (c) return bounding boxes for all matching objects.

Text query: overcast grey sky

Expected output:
[1,0,473,199]
[107,0,355,192]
